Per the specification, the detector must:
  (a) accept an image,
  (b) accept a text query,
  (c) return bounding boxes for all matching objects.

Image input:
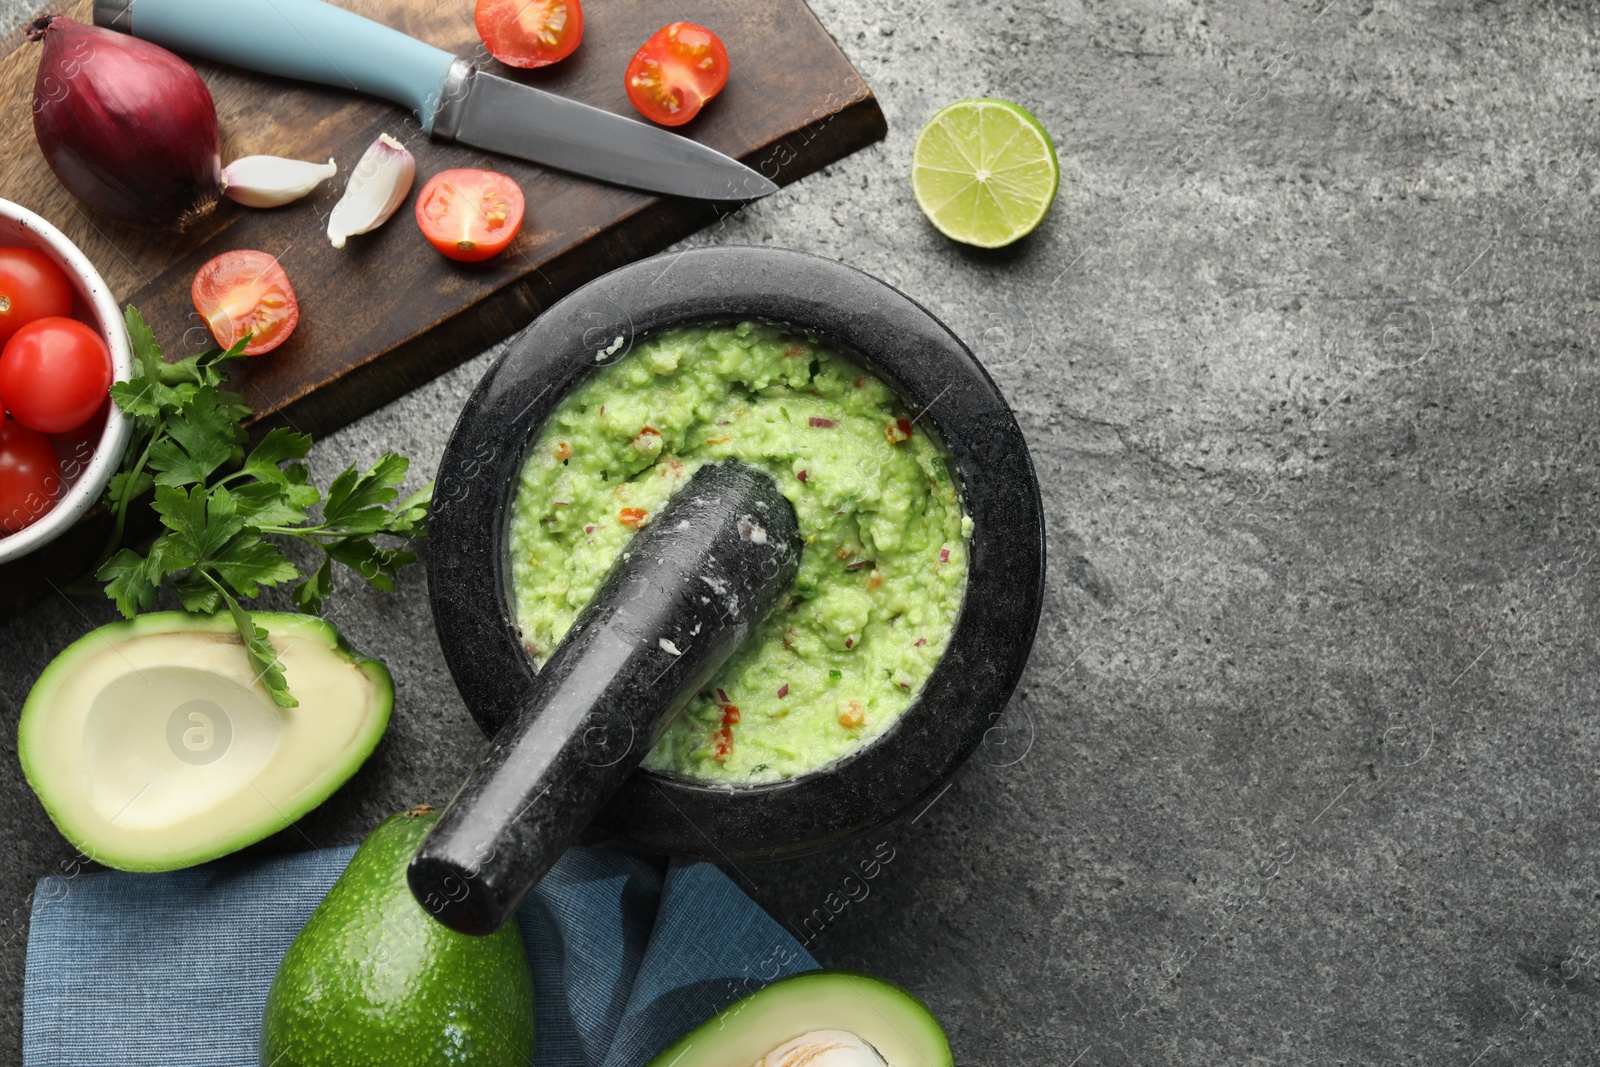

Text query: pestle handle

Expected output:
[408,461,802,935]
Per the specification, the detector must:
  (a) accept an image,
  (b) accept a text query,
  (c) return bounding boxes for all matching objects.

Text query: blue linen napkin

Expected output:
[23,842,816,1067]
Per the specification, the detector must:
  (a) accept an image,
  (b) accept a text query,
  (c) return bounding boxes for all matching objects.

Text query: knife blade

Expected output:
[437,68,776,200]
[92,0,778,201]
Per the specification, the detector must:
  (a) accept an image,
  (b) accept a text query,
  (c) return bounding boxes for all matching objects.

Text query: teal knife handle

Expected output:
[97,0,457,133]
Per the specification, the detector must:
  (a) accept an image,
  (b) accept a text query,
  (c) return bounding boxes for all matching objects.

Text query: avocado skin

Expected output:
[259,809,536,1067]
[644,969,954,1067]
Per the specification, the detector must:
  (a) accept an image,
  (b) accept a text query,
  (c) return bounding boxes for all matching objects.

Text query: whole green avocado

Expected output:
[259,807,536,1067]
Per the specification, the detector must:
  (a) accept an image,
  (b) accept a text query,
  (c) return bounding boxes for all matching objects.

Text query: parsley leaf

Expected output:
[169,569,223,614]
[325,538,415,593]
[386,485,432,540]
[124,305,165,382]
[211,536,299,598]
[106,469,154,513]
[241,428,314,478]
[108,376,174,419]
[321,453,410,532]
[152,484,244,565]
[232,480,316,529]
[148,387,246,487]
[92,306,430,708]
[221,588,294,708]
[291,557,334,614]
[99,548,161,618]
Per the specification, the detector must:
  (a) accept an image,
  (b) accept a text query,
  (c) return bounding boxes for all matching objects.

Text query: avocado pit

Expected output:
[753,1029,890,1067]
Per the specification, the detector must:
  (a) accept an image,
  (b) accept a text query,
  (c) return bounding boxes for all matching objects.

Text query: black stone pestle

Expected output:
[408,460,803,935]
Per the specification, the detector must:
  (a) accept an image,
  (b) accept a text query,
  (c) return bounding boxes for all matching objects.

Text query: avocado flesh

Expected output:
[17,611,392,872]
[260,808,536,1067]
[647,970,953,1067]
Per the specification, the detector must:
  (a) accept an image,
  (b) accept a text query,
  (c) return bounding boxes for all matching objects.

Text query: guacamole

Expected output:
[508,321,969,784]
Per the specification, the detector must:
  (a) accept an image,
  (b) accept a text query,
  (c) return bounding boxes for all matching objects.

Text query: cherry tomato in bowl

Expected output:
[625,23,730,127]
[415,169,526,263]
[0,316,112,434]
[0,417,61,533]
[0,204,134,561]
[192,250,300,356]
[0,247,74,348]
[48,397,109,481]
[475,0,582,68]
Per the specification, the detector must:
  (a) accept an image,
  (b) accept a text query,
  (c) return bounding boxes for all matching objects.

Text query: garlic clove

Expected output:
[221,156,337,208]
[751,1030,889,1067]
[327,133,416,249]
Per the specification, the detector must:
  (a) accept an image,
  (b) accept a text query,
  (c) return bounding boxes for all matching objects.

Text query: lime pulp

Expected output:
[911,98,1060,249]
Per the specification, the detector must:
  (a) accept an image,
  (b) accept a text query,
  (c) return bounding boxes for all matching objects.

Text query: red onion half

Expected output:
[29,15,221,231]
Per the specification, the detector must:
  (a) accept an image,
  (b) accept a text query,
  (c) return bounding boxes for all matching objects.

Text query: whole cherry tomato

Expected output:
[475,0,583,68]
[415,169,526,263]
[0,417,61,534]
[0,316,112,434]
[0,247,74,348]
[191,250,300,356]
[624,23,730,127]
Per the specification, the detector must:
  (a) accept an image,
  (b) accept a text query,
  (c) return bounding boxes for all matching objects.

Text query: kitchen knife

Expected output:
[91,0,778,201]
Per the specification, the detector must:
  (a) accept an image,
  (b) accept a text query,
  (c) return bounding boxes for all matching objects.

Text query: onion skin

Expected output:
[29,15,222,231]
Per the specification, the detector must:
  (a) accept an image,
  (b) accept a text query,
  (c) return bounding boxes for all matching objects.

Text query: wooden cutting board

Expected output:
[0,0,884,618]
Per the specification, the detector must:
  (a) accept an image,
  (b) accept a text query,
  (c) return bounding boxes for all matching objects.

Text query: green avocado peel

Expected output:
[260,807,536,1067]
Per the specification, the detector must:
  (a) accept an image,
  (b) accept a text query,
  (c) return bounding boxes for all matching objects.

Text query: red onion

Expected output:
[30,15,220,230]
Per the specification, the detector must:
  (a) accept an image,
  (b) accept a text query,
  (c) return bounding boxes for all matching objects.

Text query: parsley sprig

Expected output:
[93,307,431,707]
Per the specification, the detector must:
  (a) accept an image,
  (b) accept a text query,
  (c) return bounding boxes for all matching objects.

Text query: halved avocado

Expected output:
[647,970,953,1067]
[17,611,392,872]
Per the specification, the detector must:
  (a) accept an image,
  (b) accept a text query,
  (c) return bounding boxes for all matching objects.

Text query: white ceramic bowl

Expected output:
[0,199,132,564]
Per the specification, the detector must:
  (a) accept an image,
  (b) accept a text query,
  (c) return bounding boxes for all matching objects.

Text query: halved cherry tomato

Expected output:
[0,248,73,348]
[475,0,583,69]
[624,23,729,127]
[0,317,111,434]
[191,251,299,356]
[415,170,526,263]
[0,417,60,533]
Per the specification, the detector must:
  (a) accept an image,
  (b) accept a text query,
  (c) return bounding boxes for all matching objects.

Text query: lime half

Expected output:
[911,99,1060,249]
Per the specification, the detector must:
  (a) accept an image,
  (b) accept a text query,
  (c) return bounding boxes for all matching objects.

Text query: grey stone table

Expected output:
[4,1,1598,1063]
